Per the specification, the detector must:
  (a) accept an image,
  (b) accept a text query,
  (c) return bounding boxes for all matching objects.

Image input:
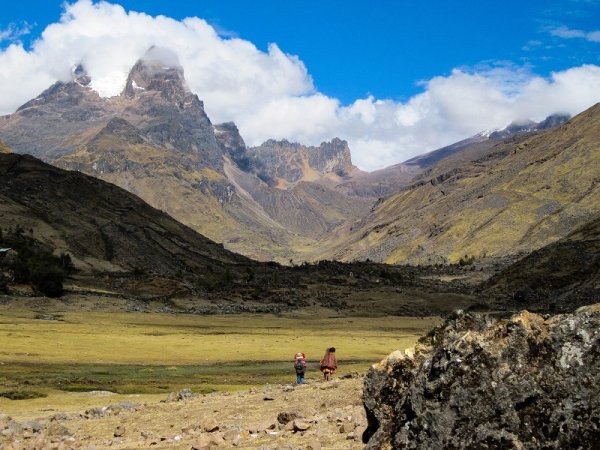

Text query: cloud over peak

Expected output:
[1,1,600,171]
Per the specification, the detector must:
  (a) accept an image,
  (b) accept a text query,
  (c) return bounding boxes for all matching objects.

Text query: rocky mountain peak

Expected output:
[246,138,358,186]
[489,113,570,140]
[71,64,91,86]
[122,46,189,100]
[313,138,354,176]
[538,113,571,129]
[214,122,246,154]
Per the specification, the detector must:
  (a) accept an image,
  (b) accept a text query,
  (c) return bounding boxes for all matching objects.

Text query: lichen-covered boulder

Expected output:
[363,305,600,449]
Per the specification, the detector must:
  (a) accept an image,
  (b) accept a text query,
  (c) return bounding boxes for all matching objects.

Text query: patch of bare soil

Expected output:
[0,376,366,449]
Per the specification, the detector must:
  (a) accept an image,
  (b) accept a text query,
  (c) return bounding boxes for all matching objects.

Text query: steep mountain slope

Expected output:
[0,152,248,277]
[336,114,569,200]
[0,141,10,154]
[481,214,600,312]
[320,104,600,264]
[0,152,480,315]
[0,48,369,262]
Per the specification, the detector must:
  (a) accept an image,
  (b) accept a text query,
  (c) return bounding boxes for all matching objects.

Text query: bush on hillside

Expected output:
[29,264,64,297]
[2,228,72,297]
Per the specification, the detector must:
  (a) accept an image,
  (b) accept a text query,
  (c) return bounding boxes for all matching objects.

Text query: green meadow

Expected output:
[0,309,439,415]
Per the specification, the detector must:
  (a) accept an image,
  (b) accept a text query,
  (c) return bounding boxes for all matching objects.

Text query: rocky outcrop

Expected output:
[363,305,600,449]
[248,138,359,186]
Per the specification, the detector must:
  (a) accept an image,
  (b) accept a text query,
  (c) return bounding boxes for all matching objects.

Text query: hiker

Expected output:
[319,347,337,381]
[294,352,307,384]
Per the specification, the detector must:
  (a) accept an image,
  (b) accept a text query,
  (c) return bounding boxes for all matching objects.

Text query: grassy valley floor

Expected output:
[0,302,439,422]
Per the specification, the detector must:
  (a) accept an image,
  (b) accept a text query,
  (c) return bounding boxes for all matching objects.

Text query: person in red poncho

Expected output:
[319,347,337,381]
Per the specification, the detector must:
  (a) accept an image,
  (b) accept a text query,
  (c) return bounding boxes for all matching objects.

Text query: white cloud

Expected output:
[551,25,600,42]
[0,22,32,43]
[1,1,600,171]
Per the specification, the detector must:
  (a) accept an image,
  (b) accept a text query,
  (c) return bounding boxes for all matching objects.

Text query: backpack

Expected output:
[294,358,305,373]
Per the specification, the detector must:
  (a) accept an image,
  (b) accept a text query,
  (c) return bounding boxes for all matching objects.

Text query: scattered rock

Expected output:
[222,429,241,441]
[49,413,70,421]
[293,420,311,432]
[45,423,71,437]
[277,411,300,424]
[166,388,195,402]
[118,400,137,411]
[21,420,43,433]
[181,424,198,435]
[113,425,125,437]
[338,422,355,433]
[83,407,107,419]
[201,418,219,433]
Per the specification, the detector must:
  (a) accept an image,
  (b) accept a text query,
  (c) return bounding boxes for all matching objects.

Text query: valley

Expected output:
[0,18,598,448]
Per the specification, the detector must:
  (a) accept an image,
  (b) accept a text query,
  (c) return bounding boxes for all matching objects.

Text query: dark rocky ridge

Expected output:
[363,305,600,449]
[0,152,248,276]
[488,113,570,140]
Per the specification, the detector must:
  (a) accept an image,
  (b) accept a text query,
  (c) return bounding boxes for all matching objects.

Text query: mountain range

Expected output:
[0,46,598,276]
[0,48,369,262]
[319,106,599,264]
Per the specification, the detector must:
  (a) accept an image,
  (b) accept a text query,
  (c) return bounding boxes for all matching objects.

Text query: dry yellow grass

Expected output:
[0,310,437,364]
[0,308,439,417]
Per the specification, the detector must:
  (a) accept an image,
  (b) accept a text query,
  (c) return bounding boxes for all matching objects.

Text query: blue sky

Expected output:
[1,1,599,169]
[2,1,599,103]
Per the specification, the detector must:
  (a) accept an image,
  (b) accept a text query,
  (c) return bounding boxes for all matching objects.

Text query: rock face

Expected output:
[248,138,361,187]
[363,306,600,449]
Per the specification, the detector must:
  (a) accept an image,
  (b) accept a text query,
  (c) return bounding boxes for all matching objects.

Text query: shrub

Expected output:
[2,231,71,297]
[30,264,64,297]
[459,255,475,266]
[0,273,7,294]
[0,390,47,400]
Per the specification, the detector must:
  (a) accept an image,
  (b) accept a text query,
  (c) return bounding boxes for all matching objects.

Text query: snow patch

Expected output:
[131,80,145,91]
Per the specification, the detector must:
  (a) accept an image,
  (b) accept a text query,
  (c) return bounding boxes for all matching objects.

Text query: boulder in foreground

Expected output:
[363,304,600,449]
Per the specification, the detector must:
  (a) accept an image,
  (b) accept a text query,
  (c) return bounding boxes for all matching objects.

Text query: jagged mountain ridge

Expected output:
[0,49,370,262]
[247,138,362,187]
[338,114,570,199]
[317,103,600,264]
[0,45,583,264]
